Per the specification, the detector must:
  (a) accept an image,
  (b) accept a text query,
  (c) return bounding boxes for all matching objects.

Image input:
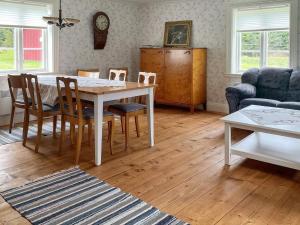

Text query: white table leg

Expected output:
[94,95,104,166]
[225,123,232,165]
[146,87,154,147]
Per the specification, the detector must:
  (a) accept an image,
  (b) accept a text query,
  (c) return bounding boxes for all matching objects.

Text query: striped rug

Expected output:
[0,122,63,146]
[0,168,188,225]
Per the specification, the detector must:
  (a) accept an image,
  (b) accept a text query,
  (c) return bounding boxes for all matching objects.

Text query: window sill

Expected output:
[224,73,242,78]
[0,71,55,76]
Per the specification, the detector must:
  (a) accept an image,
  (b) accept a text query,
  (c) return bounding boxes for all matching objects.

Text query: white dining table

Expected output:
[38,75,155,166]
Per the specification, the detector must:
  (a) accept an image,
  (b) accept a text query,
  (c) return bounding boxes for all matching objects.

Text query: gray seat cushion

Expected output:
[42,104,60,112]
[239,98,280,109]
[277,102,300,110]
[109,103,146,113]
[80,108,113,119]
[52,106,113,119]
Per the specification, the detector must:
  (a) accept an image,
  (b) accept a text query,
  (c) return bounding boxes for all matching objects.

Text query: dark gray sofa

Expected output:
[226,68,300,113]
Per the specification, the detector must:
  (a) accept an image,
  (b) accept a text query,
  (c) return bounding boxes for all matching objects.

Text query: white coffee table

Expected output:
[221,105,300,170]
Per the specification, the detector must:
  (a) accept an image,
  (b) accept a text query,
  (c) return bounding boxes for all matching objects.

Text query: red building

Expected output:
[23,29,42,61]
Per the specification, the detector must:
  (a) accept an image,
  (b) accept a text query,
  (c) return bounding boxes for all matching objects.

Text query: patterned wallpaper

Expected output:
[59,0,140,80]
[57,0,231,107]
[137,0,229,106]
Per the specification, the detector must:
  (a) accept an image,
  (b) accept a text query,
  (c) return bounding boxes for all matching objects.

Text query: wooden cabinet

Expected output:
[140,48,207,112]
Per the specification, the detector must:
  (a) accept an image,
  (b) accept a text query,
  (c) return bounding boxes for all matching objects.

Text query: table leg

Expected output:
[225,123,232,165]
[94,95,104,166]
[146,87,154,147]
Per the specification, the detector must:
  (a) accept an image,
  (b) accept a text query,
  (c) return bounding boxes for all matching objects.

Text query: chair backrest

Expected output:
[24,74,43,111]
[77,69,100,78]
[7,74,28,104]
[137,72,156,104]
[138,72,156,85]
[56,77,83,120]
[108,68,128,81]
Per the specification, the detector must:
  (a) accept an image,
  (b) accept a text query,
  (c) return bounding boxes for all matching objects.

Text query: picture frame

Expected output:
[164,20,192,48]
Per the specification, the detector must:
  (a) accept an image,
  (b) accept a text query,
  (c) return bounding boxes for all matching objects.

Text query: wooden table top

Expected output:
[78,82,156,95]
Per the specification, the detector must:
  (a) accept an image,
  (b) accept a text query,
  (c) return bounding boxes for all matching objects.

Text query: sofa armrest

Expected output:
[226,83,256,113]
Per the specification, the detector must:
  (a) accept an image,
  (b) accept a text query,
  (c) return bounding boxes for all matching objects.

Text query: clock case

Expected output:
[93,12,110,50]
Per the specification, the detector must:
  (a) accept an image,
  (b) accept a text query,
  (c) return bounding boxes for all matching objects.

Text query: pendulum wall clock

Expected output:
[93,12,110,49]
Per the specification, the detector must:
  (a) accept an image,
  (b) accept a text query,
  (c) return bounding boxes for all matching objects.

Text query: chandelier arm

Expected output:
[44,0,79,29]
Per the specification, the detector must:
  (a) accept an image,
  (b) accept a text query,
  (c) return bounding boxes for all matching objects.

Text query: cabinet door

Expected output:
[164,49,192,104]
[140,49,165,101]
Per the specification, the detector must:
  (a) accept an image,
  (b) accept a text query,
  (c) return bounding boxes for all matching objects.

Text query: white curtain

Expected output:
[236,5,290,31]
[0,1,50,28]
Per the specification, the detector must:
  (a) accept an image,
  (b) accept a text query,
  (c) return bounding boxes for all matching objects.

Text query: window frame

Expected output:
[0,0,59,75]
[225,0,298,75]
[0,26,49,73]
[237,29,290,72]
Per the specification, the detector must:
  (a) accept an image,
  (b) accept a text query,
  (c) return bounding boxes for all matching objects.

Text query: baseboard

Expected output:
[206,102,229,114]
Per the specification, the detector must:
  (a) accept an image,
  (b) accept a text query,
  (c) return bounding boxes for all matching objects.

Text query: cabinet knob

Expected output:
[141,50,146,53]
[184,50,191,55]
[166,50,171,54]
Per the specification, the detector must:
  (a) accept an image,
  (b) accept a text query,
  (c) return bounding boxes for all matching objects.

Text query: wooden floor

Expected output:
[1,107,300,225]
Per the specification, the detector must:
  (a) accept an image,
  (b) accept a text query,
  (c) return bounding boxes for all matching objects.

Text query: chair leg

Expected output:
[22,109,29,147]
[75,123,83,164]
[88,122,93,147]
[70,124,75,145]
[109,118,115,155]
[53,115,57,139]
[35,116,43,153]
[135,115,140,137]
[120,116,124,134]
[125,115,129,150]
[107,121,110,143]
[9,105,15,133]
[59,115,66,154]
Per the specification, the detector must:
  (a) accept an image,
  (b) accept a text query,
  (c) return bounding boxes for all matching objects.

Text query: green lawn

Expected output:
[0,49,42,70]
[241,55,289,71]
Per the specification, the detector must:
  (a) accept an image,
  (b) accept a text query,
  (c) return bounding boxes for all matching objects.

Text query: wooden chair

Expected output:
[7,74,29,134]
[108,68,128,81]
[23,74,60,152]
[108,72,156,150]
[56,77,115,164]
[77,69,100,78]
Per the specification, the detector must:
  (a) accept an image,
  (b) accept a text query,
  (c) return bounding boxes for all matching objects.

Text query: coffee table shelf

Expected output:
[232,132,300,170]
[222,106,300,170]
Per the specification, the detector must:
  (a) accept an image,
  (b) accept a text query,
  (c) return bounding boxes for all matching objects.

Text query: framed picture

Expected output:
[164,20,192,48]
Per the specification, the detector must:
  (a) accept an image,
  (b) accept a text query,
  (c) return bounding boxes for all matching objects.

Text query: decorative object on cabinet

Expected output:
[140,48,207,112]
[164,20,192,48]
[93,12,110,49]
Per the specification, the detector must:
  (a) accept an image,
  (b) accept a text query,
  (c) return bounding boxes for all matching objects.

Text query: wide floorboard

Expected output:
[0,107,300,225]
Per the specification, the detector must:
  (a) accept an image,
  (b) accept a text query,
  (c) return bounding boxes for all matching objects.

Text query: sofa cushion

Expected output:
[256,68,293,101]
[286,71,300,101]
[241,68,260,86]
[277,102,300,110]
[239,98,280,110]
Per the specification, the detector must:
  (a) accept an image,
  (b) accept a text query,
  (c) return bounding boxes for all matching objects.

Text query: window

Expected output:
[226,1,298,74]
[0,1,52,73]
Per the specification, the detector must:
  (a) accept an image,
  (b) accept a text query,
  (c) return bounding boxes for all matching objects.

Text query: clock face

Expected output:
[96,15,109,31]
